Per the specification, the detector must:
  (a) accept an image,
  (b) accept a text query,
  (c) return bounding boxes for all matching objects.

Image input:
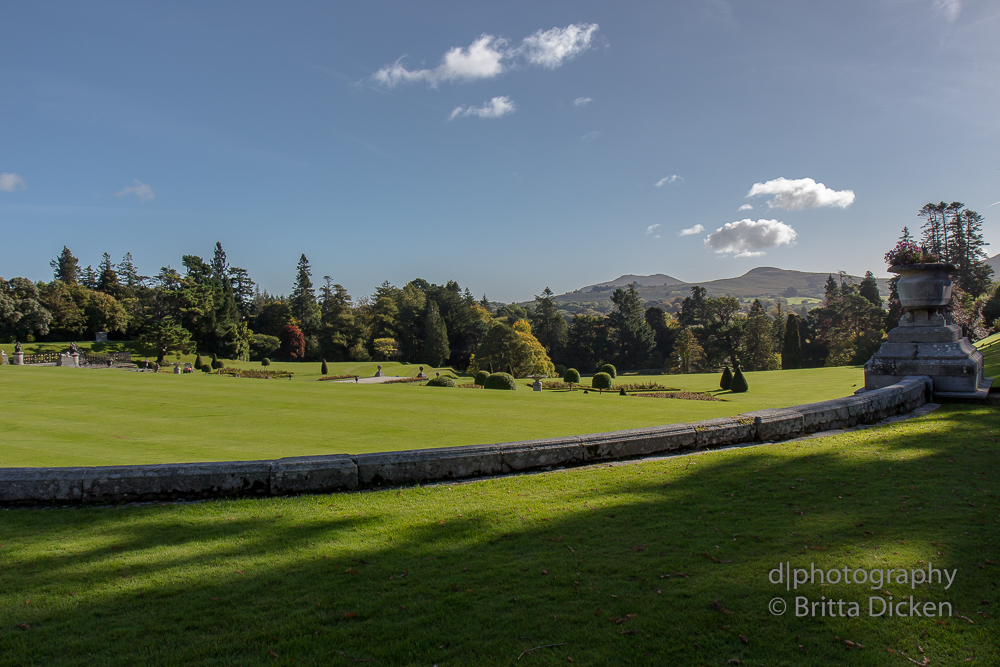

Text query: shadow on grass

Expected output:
[0,405,998,666]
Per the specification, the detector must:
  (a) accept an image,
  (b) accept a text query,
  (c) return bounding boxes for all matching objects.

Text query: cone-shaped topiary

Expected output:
[484,372,517,390]
[261,357,271,367]
[194,354,204,370]
[321,359,329,375]
[474,370,490,387]
[599,364,617,379]
[730,367,749,393]
[619,387,627,396]
[211,353,223,370]
[720,366,733,390]
[425,376,456,387]
[592,372,612,392]
[563,368,581,384]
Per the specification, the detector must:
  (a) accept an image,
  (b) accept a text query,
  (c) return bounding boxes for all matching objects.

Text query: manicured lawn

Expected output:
[0,404,996,665]
[976,334,1000,380]
[0,365,862,467]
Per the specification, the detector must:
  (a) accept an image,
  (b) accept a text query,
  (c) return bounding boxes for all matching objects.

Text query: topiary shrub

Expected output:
[720,366,733,390]
[619,387,627,396]
[599,363,617,379]
[261,357,271,367]
[484,372,517,390]
[211,353,223,370]
[592,372,612,392]
[201,364,211,373]
[730,367,749,393]
[194,354,204,370]
[563,368,581,384]
[426,376,456,387]
[474,370,490,387]
[321,359,329,375]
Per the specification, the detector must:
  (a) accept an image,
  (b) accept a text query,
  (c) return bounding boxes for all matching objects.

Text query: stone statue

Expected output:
[69,342,79,355]
[14,341,21,353]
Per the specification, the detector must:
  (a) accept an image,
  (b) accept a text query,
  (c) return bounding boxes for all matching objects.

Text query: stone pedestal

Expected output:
[57,353,80,367]
[173,365,182,374]
[865,263,991,400]
[374,364,385,377]
[12,352,23,366]
[532,379,542,392]
[416,366,427,379]
[95,331,108,343]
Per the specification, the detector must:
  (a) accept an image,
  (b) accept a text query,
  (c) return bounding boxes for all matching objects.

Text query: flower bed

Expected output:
[220,367,294,379]
[617,382,682,392]
[318,375,357,381]
[382,377,426,384]
[633,391,721,401]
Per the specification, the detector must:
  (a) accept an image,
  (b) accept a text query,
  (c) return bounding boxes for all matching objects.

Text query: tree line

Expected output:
[1,200,993,373]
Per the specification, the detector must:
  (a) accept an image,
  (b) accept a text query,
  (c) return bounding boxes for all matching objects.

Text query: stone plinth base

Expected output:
[865,323,991,399]
[12,352,23,365]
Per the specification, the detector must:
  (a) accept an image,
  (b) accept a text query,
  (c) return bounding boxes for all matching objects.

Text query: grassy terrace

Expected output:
[1,405,997,665]
[0,364,862,467]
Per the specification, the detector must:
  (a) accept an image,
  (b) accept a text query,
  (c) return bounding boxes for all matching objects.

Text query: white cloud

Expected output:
[704,219,797,257]
[746,177,854,210]
[679,224,704,236]
[0,172,26,192]
[933,0,960,23]
[573,96,593,106]
[115,179,156,202]
[449,96,516,120]
[738,203,753,211]
[374,23,599,88]
[375,35,507,88]
[646,224,661,235]
[580,131,600,142]
[518,23,599,69]
[655,174,682,187]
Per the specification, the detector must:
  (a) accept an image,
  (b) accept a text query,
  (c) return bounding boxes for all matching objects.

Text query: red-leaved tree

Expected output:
[279,324,306,361]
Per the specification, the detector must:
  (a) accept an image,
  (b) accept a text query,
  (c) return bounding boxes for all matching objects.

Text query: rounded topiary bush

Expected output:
[201,364,211,373]
[484,372,517,390]
[563,368,581,384]
[426,376,456,387]
[474,370,490,387]
[599,363,617,379]
[321,359,329,375]
[261,357,271,367]
[194,354,204,370]
[720,366,733,390]
[730,367,749,393]
[592,372,612,391]
[211,353,223,370]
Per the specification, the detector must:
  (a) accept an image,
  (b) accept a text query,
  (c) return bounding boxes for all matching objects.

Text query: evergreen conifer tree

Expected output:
[422,301,450,367]
[50,247,80,284]
[781,314,803,369]
[290,254,319,334]
[321,359,329,375]
[859,271,882,307]
[98,252,120,294]
[730,367,749,393]
[194,354,204,370]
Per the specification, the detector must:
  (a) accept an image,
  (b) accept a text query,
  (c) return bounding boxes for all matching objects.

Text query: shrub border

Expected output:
[0,377,931,505]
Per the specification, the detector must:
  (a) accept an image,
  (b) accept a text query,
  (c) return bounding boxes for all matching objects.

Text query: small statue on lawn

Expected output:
[14,341,21,354]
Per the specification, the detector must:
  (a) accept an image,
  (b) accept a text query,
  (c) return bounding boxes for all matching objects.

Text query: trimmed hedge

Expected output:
[599,363,617,378]
[730,367,749,393]
[474,370,490,387]
[563,368,581,384]
[720,366,733,390]
[261,358,271,367]
[321,359,329,375]
[592,372,612,391]
[484,372,517,391]
[425,376,456,388]
[210,353,223,370]
[619,387,627,396]
[194,354,204,370]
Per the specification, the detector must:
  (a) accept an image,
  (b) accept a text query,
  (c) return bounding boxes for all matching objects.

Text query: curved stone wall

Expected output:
[0,376,931,506]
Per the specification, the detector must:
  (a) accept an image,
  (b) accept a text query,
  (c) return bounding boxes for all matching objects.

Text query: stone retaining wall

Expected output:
[0,376,932,506]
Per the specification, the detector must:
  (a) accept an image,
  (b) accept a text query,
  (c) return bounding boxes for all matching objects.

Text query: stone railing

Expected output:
[0,376,931,506]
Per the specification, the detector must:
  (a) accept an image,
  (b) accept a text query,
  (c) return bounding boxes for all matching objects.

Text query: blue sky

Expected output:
[1,1,998,302]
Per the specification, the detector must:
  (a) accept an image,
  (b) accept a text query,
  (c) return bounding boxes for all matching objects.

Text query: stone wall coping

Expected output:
[0,376,933,505]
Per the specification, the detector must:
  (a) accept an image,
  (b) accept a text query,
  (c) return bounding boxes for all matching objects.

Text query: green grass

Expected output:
[976,335,1000,380]
[0,366,863,467]
[1,404,997,665]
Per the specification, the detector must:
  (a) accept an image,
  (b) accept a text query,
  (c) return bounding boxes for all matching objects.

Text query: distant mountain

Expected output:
[581,273,686,292]
[547,266,890,315]
[987,253,1000,277]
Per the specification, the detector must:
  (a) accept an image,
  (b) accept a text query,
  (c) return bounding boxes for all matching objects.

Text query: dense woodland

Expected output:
[1,201,995,375]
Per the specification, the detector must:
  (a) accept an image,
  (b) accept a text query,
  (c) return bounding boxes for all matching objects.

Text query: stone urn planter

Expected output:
[889,262,954,312]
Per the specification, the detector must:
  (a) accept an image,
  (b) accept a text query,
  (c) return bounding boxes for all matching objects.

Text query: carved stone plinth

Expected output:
[12,352,23,365]
[865,320,991,399]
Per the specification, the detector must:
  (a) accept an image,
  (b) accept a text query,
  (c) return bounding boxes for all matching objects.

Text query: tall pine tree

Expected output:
[422,301,450,367]
[781,314,803,369]
[50,246,80,284]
